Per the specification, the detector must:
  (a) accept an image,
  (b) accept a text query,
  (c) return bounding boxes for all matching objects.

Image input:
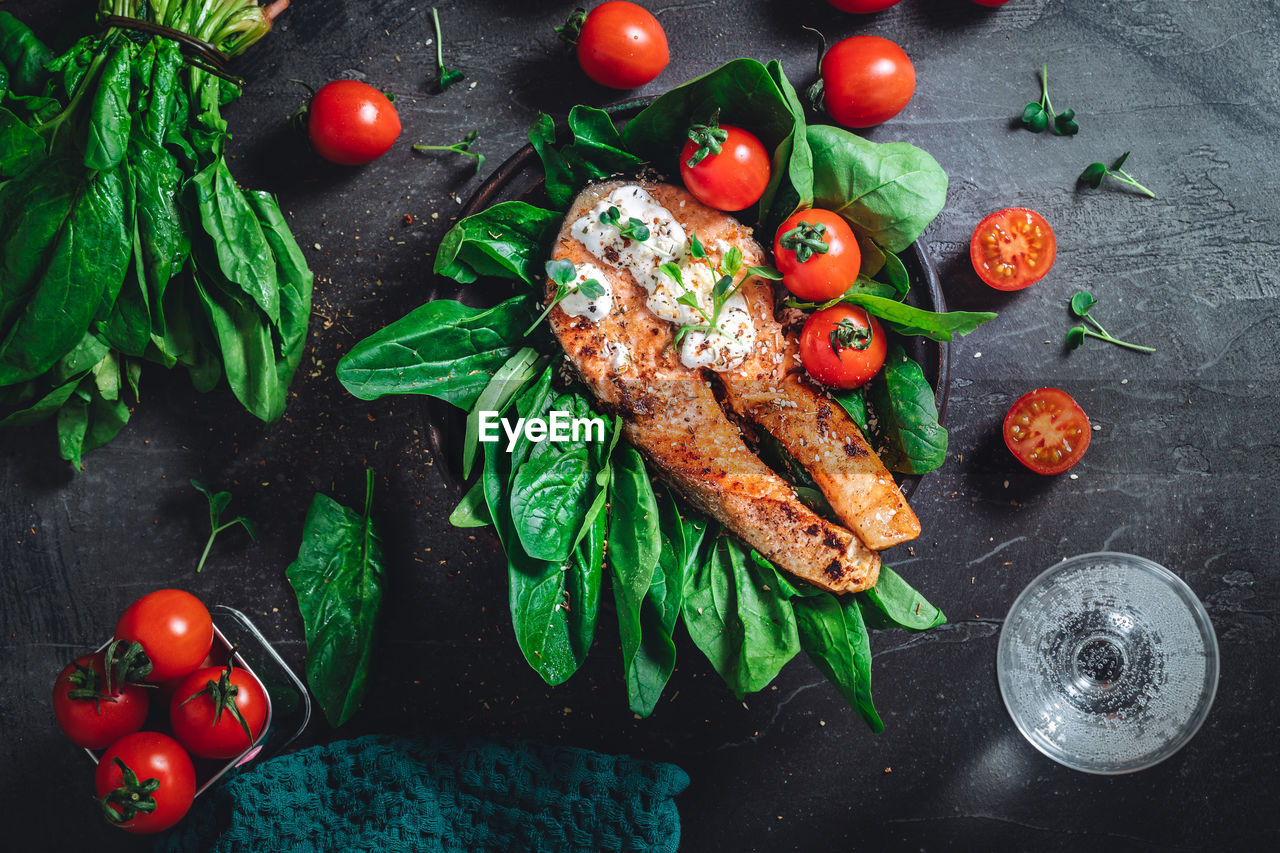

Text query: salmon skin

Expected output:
[545,180,919,592]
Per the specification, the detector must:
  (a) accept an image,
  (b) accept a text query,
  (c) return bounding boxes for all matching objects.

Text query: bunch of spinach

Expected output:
[0,2,313,469]
[335,58,957,725]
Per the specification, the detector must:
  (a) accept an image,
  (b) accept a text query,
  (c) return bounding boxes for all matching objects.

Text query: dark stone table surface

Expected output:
[3,1,1277,850]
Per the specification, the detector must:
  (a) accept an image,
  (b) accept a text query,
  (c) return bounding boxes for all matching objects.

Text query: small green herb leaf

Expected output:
[722,245,743,277]
[1066,326,1087,349]
[412,129,484,172]
[600,206,621,227]
[578,277,606,299]
[676,291,701,309]
[1021,102,1049,133]
[659,262,685,287]
[689,232,706,259]
[1079,161,1107,188]
[190,479,255,574]
[1111,150,1131,171]
[1053,108,1080,136]
[546,258,577,286]
[1070,290,1096,317]
[745,264,784,281]
[430,8,465,92]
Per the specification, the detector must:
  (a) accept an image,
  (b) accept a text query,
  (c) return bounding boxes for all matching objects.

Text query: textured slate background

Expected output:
[2,0,1277,850]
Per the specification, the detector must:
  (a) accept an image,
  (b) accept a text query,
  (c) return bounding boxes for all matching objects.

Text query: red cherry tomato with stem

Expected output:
[820,35,916,128]
[170,662,269,760]
[827,0,902,12]
[969,207,1057,291]
[95,732,196,834]
[114,589,213,683]
[679,119,771,211]
[774,209,862,301]
[574,1,669,89]
[52,648,150,749]
[800,304,887,389]
[1003,388,1091,475]
[307,80,401,166]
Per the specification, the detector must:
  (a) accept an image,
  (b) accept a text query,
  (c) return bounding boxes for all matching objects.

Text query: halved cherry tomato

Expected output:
[576,1,669,89]
[774,209,861,301]
[821,35,915,128]
[95,732,195,834]
[307,80,401,166]
[170,663,269,760]
[114,590,213,683]
[679,121,770,211]
[970,207,1056,291]
[799,304,887,389]
[827,0,902,12]
[52,651,150,749]
[1003,388,1091,475]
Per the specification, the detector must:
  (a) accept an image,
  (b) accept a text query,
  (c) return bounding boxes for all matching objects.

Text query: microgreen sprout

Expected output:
[190,479,256,573]
[1079,151,1155,198]
[661,237,781,347]
[599,205,651,242]
[685,109,728,167]
[429,7,465,92]
[525,259,606,334]
[779,220,830,263]
[413,130,485,172]
[1065,290,1155,354]
[1021,64,1079,136]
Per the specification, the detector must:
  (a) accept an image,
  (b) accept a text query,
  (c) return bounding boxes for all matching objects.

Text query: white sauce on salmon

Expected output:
[560,262,612,321]
[570,185,758,371]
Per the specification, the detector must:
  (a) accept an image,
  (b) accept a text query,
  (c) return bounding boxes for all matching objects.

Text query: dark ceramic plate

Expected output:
[423,106,950,500]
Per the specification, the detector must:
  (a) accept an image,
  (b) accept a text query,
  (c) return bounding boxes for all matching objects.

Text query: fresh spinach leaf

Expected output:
[286,469,386,728]
[626,488,709,717]
[483,403,599,687]
[434,201,561,287]
[794,591,884,732]
[866,342,947,475]
[337,295,534,409]
[682,533,800,697]
[84,41,132,172]
[0,163,128,385]
[0,107,44,178]
[859,564,947,631]
[510,387,602,562]
[461,346,545,479]
[876,245,909,294]
[759,59,813,234]
[808,124,948,253]
[844,293,996,342]
[190,160,280,327]
[831,387,869,436]
[448,479,492,528]
[529,106,643,210]
[0,11,53,96]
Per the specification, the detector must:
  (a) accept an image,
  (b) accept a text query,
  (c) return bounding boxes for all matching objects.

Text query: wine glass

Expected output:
[996,552,1219,774]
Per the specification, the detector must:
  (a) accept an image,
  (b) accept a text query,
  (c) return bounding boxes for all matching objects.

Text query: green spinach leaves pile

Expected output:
[0,2,312,468]
[337,58,973,726]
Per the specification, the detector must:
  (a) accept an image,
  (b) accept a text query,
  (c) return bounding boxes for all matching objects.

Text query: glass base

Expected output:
[996,552,1218,774]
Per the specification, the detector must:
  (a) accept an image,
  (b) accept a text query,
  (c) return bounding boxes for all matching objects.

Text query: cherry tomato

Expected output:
[114,590,213,683]
[774,209,862,301]
[679,123,771,212]
[52,652,149,749]
[1003,388,1091,475]
[799,304,887,389]
[170,663,268,760]
[576,1,669,89]
[821,35,916,128]
[827,0,902,12]
[95,732,195,834]
[970,207,1056,291]
[307,80,401,166]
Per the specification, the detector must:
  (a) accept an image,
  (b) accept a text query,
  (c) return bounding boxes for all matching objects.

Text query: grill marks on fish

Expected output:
[546,180,920,593]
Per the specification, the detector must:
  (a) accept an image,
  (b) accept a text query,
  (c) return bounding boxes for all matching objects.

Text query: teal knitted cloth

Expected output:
[155,734,689,853]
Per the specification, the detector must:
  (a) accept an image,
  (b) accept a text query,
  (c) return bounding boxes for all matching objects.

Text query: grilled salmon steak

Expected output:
[546,180,919,593]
